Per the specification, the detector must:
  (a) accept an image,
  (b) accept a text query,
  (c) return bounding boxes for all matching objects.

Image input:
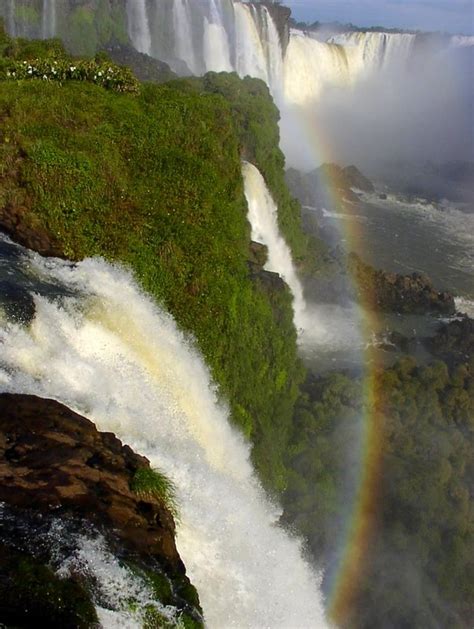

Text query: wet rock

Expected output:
[0,393,203,624]
[0,543,98,629]
[424,315,474,367]
[0,281,36,325]
[248,241,268,268]
[102,44,177,83]
[348,252,456,315]
[0,203,65,258]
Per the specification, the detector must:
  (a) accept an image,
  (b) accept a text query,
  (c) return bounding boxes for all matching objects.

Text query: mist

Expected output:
[280,40,474,190]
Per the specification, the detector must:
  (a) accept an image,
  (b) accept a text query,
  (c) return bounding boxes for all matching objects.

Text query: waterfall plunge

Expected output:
[242,162,307,332]
[126,0,152,55]
[41,0,57,39]
[0,247,328,629]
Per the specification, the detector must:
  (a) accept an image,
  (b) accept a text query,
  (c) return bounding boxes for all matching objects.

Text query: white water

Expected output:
[54,529,178,628]
[173,0,198,75]
[203,0,232,72]
[126,0,152,55]
[0,251,328,629]
[242,162,307,332]
[41,0,56,39]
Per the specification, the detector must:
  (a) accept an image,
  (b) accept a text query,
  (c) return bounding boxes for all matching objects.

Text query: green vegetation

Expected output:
[0,543,98,627]
[3,57,139,92]
[1,1,128,55]
[0,26,305,492]
[282,352,474,628]
[167,72,315,270]
[131,467,179,519]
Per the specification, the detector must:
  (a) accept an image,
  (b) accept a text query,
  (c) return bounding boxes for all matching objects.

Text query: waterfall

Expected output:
[327,32,416,72]
[0,239,328,629]
[203,0,232,72]
[41,0,57,39]
[126,0,152,56]
[242,162,307,331]
[283,32,351,105]
[6,0,16,37]
[172,0,198,75]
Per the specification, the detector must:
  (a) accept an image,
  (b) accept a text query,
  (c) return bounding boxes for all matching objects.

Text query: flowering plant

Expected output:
[3,57,139,94]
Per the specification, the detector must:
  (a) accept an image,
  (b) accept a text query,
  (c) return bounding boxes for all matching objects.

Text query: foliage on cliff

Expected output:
[282,349,474,628]
[0,31,304,491]
[168,72,316,270]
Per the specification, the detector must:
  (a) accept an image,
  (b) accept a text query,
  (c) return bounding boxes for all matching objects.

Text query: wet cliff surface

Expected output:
[0,393,203,627]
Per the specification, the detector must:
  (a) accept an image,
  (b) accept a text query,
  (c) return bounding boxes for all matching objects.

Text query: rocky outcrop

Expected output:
[424,315,474,367]
[0,393,203,627]
[286,163,374,209]
[348,252,456,315]
[0,203,65,258]
[103,44,177,83]
[261,2,292,53]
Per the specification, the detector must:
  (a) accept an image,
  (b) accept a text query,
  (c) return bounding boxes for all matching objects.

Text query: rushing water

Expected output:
[242,162,307,331]
[0,236,328,629]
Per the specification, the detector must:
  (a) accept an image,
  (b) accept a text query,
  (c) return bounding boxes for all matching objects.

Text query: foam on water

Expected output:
[0,249,328,629]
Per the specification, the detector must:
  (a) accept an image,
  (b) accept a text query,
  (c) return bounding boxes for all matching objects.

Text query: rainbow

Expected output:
[294,109,387,626]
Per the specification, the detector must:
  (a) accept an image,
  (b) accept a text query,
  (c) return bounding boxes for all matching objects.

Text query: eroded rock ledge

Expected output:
[0,393,202,627]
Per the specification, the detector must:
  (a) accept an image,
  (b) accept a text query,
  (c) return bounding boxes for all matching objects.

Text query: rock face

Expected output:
[425,315,474,367]
[348,252,456,315]
[0,393,203,627]
[263,2,292,53]
[286,163,375,208]
[0,203,65,258]
[104,44,177,83]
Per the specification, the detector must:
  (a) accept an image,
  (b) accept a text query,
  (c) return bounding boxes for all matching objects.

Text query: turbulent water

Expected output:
[0,238,328,629]
[242,162,307,330]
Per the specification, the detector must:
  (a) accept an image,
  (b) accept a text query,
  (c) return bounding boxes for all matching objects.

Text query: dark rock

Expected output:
[0,543,98,628]
[348,252,456,315]
[248,241,268,268]
[424,315,474,367]
[0,393,203,623]
[102,44,177,83]
[343,165,375,192]
[261,2,292,53]
[0,203,65,259]
[286,163,375,210]
[0,280,36,324]
[379,193,387,200]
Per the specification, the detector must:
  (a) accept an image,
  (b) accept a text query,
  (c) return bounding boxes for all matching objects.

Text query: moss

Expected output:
[131,467,179,520]
[0,543,98,627]
[0,31,310,490]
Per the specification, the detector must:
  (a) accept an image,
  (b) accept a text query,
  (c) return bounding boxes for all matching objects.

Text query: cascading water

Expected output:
[172,0,198,75]
[0,237,328,629]
[126,0,152,56]
[41,0,57,39]
[203,0,232,72]
[242,162,307,331]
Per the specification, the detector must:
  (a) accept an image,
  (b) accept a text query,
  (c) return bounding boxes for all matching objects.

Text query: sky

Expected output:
[286,0,474,35]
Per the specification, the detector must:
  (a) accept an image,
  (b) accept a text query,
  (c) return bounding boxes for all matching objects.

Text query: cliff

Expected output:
[0,393,202,627]
[0,26,306,491]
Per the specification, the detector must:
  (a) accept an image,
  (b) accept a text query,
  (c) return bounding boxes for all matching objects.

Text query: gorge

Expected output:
[0,1,472,628]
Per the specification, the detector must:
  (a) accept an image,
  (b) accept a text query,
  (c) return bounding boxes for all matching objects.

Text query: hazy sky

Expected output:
[286,0,474,34]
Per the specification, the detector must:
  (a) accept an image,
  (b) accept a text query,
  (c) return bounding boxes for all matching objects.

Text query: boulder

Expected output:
[0,393,203,626]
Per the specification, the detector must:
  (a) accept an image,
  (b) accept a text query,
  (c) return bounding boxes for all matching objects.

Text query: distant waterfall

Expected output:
[126,0,152,55]
[173,0,198,74]
[41,0,57,39]
[203,0,232,72]
[242,162,307,331]
[6,0,16,37]
[0,238,328,628]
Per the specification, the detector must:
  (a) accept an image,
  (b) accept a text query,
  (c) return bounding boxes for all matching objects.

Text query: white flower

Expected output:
[70,66,76,72]
[28,69,33,74]
[98,71,103,77]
